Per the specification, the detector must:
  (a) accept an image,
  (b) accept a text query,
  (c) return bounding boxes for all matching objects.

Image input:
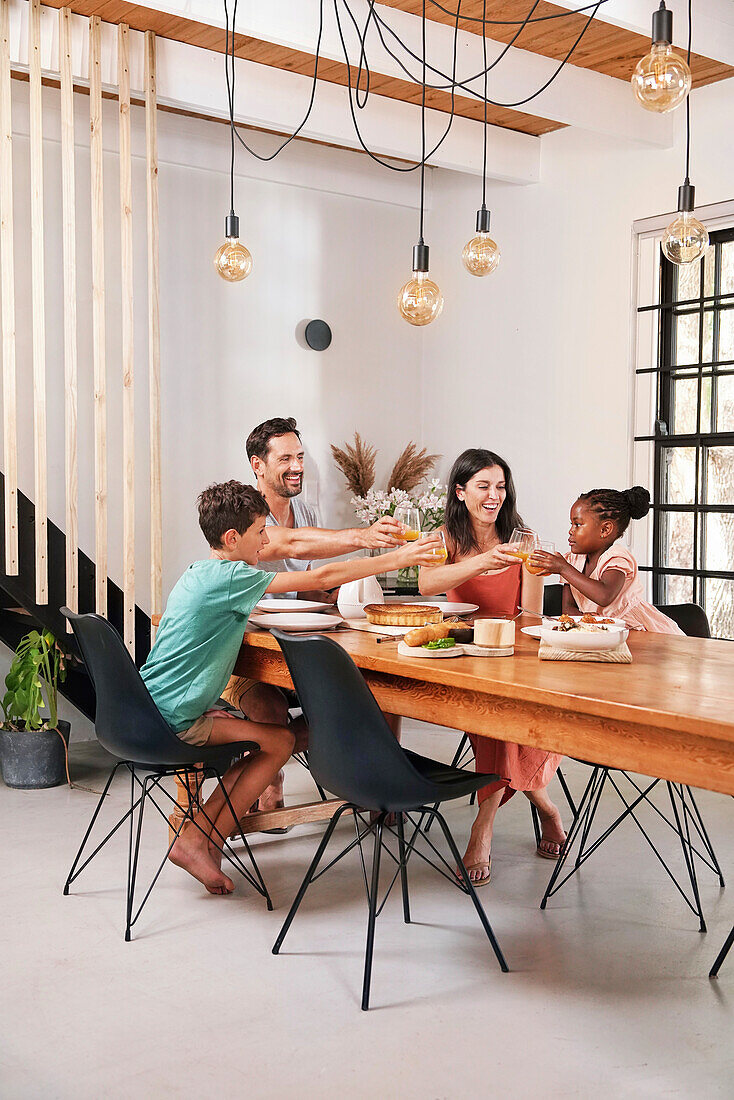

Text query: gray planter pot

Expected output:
[0,720,71,789]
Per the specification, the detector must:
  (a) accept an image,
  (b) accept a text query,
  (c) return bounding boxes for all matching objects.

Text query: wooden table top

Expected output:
[241,616,734,746]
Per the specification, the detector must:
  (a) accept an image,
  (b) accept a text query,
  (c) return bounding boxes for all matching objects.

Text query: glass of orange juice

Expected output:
[425,529,448,565]
[526,540,555,575]
[394,504,421,542]
[507,528,536,564]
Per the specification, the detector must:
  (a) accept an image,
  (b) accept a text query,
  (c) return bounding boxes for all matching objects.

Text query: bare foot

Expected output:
[257,770,285,812]
[169,831,234,894]
[460,820,493,884]
[537,805,566,859]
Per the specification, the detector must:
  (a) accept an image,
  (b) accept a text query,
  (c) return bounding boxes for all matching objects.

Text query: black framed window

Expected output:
[635,226,734,640]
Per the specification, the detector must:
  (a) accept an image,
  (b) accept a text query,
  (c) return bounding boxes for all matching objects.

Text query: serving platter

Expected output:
[397,641,466,659]
[384,597,478,616]
[255,598,333,613]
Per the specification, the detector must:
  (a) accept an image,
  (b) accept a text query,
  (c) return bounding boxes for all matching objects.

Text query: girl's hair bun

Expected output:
[624,485,651,520]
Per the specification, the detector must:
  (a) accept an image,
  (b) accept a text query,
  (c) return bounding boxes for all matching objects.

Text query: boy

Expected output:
[141,480,440,896]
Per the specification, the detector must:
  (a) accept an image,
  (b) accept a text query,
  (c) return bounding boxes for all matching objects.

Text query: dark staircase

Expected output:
[0,474,152,721]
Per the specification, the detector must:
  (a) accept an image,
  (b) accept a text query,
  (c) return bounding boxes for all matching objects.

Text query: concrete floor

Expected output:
[2,724,733,1099]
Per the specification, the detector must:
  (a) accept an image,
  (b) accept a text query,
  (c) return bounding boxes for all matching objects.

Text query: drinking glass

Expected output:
[425,528,448,566]
[393,504,421,542]
[526,539,555,575]
[507,528,537,564]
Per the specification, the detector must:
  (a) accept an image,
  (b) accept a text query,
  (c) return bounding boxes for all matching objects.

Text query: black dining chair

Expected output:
[710,924,734,978]
[424,582,577,840]
[269,629,509,1011]
[540,603,724,932]
[61,608,272,940]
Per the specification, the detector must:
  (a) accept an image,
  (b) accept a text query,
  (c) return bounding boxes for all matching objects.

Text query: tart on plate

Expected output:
[363,603,443,627]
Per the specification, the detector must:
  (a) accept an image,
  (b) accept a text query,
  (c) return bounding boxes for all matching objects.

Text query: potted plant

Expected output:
[0,628,70,789]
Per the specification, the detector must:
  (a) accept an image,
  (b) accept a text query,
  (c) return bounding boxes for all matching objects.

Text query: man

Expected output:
[222,417,403,818]
[246,416,401,597]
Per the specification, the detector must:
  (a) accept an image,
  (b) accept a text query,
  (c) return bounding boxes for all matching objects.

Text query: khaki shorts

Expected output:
[221,675,259,712]
[176,714,215,747]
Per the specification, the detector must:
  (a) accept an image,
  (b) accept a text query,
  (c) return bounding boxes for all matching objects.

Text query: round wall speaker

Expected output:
[304,319,332,351]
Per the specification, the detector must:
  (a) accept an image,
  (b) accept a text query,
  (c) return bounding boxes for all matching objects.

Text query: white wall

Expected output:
[423,78,734,554]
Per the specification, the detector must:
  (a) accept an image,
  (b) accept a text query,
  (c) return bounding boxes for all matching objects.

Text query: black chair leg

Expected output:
[396,813,411,924]
[63,762,123,895]
[361,816,385,1011]
[428,807,508,974]
[214,774,273,909]
[710,925,734,978]
[125,770,149,942]
[302,750,328,802]
[530,803,541,846]
[273,804,351,954]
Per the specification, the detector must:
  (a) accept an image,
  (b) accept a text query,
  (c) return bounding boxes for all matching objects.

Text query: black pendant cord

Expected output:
[428,0,610,24]
[684,0,692,183]
[418,0,427,244]
[481,0,488,209]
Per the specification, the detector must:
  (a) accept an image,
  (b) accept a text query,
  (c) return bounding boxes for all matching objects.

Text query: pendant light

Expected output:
[632,2,691,114]
[214,3,252,282]
[398,0,443,326]
[462,0,500,277]
[661,1,708,266]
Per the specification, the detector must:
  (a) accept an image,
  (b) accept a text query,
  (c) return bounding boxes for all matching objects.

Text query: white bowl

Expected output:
[539,623,629,651]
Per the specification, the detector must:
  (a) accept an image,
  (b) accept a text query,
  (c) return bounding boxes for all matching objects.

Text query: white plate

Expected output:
[384,598,478,617]
[521,625,543,639]
[255,598,333,613]
[522,616,627,641]
[397,641,466,659]
[249,613,343,633]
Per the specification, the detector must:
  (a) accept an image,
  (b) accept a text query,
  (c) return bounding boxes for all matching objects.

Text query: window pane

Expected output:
[661,511,694,569]
[705,446,734,505]
[718,308,734,364]
[662,447,696,504]
[671,378,698,434]
[704,247,716,298]
[676,260,700,303]
[721,241,734,297]
[662,573,694,605]
[700,377,713,433]
[674,312,699,365]
[704,577,734,640]
[703,512,734,572]
[715,378,734,432]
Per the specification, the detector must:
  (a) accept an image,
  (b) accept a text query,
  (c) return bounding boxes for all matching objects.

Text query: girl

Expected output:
[419,449,567,886]
[531,485,684,634]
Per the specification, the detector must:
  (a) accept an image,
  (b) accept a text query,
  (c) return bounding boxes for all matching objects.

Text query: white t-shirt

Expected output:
[259,496,320,598]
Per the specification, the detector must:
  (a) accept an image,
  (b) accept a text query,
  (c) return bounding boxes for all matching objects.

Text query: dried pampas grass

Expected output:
[331,433,377,497]
[387,443,440,493]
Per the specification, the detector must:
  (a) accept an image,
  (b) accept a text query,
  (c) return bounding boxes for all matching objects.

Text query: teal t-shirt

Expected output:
[140,558,275,733]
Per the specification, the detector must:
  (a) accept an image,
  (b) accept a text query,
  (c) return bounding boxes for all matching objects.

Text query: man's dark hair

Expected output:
[246,417,301,463]
[197,481,269,547]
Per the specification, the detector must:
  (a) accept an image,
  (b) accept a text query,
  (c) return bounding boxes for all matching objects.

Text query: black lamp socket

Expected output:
[412,242,430,273]
[652,2,673,45]
[225,213,240,240]
[475,207,491,234]
[677,181,695,212]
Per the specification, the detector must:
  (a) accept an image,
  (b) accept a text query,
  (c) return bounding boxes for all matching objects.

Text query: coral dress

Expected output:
[565,545,684,634]
[447,563,563,805]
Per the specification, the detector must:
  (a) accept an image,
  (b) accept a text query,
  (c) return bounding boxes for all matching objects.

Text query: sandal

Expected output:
[457,859,491,887]
[536,838,564,860]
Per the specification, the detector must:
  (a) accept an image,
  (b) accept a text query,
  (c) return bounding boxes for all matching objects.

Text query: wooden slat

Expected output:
[29,0,47,603]
[118,22,134,653]
[59,7,78,613]
[145,30,162,637]
[0,0,17,574]
[89,15,107,616]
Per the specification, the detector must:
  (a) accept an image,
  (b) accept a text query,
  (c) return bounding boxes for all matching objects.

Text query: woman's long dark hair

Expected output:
[444,448,525,557]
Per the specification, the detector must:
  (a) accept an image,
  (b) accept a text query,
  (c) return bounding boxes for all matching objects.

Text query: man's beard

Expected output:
[274,474,303,499]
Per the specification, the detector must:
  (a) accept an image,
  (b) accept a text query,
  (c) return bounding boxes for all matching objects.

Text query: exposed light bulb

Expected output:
[462,207,500,277]
[631,3,691,113]
[214,213,252,282]
[662,181,709,266]
[398,242,443,326]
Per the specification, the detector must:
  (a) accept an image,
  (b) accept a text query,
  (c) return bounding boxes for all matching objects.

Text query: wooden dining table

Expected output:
[200,614,734,835]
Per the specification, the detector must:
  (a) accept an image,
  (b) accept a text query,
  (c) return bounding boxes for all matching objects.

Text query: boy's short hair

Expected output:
[197,481,269,547]
[246,417,301,463]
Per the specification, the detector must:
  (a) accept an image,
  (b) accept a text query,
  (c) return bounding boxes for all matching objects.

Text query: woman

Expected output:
[419,448,565,886]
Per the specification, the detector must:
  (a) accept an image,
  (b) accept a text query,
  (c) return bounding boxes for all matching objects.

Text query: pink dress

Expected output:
[565,545,684,634]
[449,564,562,805]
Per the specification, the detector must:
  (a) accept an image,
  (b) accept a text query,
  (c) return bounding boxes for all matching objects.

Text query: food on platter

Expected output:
[403,622,452,647]
[474,618,516,648]
[579,612,616,624]
[364,604,443,627]
[552,621,612,633]
[447,625,473,644]
[422,637,456,650]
